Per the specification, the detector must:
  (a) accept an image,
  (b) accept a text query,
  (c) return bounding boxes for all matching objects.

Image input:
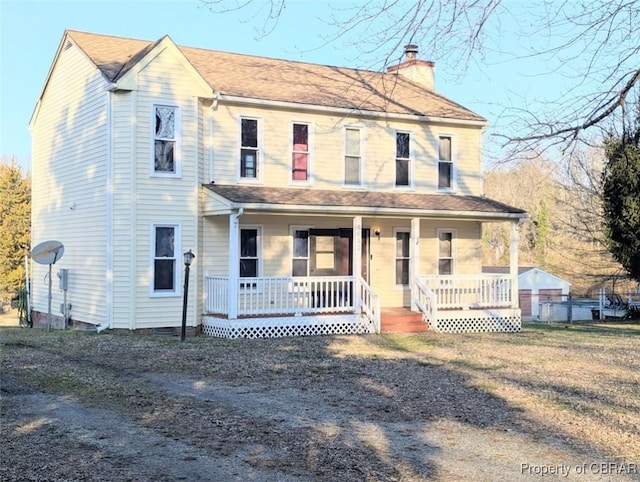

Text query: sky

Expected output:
[0,0,586,172]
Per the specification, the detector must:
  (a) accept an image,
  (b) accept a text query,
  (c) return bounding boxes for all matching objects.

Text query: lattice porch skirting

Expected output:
[431,308,521,333]
[202,314,375,339]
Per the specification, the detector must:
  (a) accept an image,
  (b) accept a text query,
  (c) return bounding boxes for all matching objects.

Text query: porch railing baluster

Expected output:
[420,274,514,310]
[205,275,359,317]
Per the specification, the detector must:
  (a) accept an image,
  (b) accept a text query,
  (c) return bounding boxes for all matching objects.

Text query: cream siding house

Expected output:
[30,30,526,337]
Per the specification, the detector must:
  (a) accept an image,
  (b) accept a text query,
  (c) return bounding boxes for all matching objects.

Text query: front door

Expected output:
[309,228,369,280]
[337,228,370,281]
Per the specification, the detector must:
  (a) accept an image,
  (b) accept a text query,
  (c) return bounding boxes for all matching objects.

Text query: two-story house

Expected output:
[29,30,526,337]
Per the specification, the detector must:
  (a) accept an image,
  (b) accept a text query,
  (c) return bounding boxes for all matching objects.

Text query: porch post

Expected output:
[228,209,242,319]
[353,216,362,312]
[410,218,420,311]
[510,220,520,308]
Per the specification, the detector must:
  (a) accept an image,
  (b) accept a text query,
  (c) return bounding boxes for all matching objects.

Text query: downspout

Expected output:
[97,86,114,334]
[208,92,218,183]
[25,254,31,326]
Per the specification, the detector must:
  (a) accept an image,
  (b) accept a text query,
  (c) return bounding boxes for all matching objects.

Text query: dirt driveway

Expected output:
[2,324,639,481]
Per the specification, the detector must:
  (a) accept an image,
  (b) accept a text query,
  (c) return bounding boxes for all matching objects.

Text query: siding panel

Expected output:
[31,43,109,326]
[210,105,484,195]
[129,48,199,329]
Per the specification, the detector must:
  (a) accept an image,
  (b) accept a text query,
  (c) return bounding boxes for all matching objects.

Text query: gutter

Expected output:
[226,201,527,221]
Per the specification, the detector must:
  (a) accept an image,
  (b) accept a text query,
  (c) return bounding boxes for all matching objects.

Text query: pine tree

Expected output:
[0,157,31,295]
[602,119,640,282]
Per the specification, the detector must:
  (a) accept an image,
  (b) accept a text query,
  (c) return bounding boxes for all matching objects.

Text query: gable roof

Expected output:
[204,184,526,219]
[482,266,571,286]
[64,29,485,123]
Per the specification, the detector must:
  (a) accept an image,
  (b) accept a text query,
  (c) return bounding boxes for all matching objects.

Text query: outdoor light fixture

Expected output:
[183,249,195,267]
[181,249,195,342]
[374,228,381,240]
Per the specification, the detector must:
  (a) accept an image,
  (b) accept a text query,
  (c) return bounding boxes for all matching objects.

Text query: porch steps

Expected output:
[381,308,429,334]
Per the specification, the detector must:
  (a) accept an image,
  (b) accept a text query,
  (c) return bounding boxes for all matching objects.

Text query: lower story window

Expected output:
[395,230,410,285]
[240,227,260,287]
[438,230,454,275]
[152,224,179,295]
[292,229,309,276]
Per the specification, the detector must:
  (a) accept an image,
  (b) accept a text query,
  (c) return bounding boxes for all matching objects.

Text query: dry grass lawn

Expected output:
[0,308,19,327]
[1,322,639,481]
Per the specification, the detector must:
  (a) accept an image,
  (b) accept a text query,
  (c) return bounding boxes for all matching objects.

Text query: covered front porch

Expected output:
[200,184,527,338]
[202,273,520,337]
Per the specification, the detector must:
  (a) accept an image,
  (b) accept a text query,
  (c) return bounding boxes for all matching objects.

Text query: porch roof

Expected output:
[203,184,527,220]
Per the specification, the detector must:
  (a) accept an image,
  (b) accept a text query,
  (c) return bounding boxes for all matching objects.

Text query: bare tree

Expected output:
[483,153,629,294]
[201,0,640,157]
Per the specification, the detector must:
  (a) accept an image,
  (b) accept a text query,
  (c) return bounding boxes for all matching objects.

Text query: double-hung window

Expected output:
[240,227,260,288]
[395,132,411,187]
[292,228,310,276]
[438,135,454,190]
[395,229,410,286]
[438,230,455,275]
[292,123,309,181]
[153,105,180,176]
[240,118,259,179]
[344,127,362,185]
[152,224,180,295]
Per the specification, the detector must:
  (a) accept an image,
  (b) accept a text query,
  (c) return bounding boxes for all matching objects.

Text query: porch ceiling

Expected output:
[203,184,527,221]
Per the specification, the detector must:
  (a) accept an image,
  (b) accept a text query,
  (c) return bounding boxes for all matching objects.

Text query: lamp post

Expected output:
[181,249,195,342]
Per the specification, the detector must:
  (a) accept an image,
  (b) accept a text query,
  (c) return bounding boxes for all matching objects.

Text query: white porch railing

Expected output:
[415,278,438,327]
[204,274,515,333]
[205,275,356,317]
[205,276,229,314]
[358,275,381,333]
[420,274,513,310]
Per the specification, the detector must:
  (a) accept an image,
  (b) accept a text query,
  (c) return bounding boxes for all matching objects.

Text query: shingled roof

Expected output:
[65,30,485,122]
[204,184,526,219]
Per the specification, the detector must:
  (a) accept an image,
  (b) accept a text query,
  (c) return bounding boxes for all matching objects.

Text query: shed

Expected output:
[482,267,571,321]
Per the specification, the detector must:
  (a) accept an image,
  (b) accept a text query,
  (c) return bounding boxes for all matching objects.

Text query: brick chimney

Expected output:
[386,44,435,91]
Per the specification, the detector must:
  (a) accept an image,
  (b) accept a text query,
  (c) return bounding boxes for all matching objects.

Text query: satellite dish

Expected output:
[30,240,65,331]
[31,240,65,265]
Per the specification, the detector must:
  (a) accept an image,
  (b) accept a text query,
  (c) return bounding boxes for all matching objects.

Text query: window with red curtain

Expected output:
[292,123,309,181]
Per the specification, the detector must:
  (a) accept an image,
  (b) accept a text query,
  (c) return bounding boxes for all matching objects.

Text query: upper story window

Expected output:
[153,105,180,177]
[395,132,411,187]
[240,118,260,180]
[151,223,180,296]
[292,123,310,181]
[344,127,362,186]
[438,230,455,275]
[438,135,454,190]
